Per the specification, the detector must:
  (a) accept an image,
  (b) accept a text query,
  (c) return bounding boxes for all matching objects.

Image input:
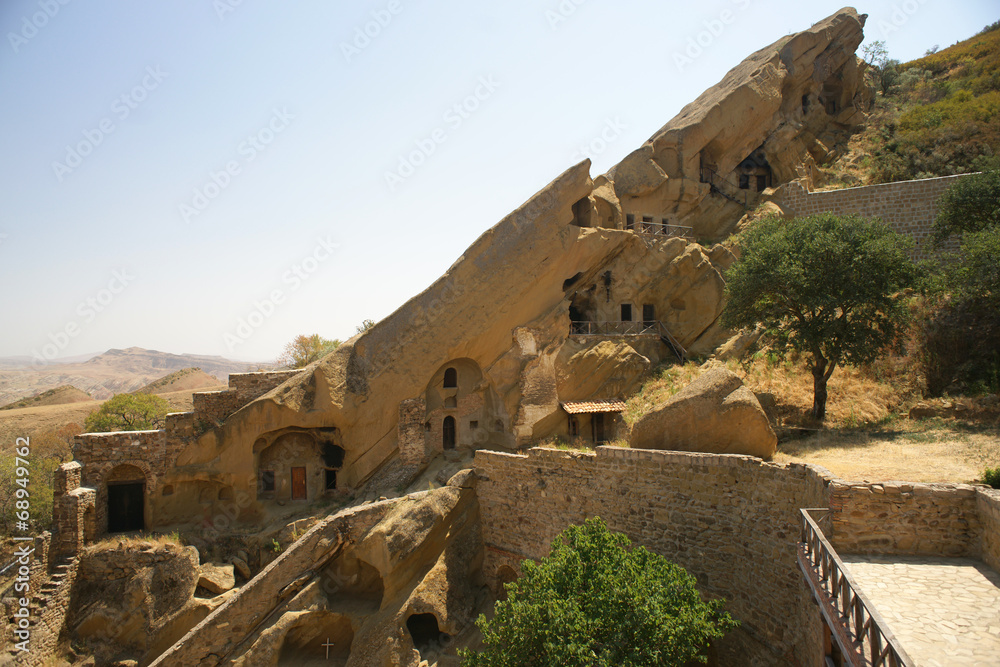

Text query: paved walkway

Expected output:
[841,554,1000,667]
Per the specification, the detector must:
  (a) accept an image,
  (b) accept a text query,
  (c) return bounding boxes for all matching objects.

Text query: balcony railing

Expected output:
[626,220,694,239]
[569,320,686,363]
[798,508,913,667]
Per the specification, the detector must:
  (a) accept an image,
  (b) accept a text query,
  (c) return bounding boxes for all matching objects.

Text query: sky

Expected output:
[0,0,996,364]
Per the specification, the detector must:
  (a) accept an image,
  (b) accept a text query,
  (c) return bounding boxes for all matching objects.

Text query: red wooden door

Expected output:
[291,467,307,500]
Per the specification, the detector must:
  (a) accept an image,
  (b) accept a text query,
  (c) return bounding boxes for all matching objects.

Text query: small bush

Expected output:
[983,467,1000,489]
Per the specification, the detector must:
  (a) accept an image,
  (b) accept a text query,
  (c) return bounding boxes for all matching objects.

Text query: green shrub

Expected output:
[983,467,1000,489]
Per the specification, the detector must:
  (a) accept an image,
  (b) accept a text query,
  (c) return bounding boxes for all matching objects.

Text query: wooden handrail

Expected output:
[798,508,914,667]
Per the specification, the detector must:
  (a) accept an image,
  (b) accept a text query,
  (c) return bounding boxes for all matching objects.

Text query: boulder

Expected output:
[629,368,777,458]
[231,557,251,580]
[197,563,235,595]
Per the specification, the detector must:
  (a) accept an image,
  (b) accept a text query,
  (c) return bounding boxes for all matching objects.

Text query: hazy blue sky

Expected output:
[1,0,996,363]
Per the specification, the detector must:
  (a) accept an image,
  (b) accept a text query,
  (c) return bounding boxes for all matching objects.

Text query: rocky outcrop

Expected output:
[606,8,871,241]
[629,368,777,458]
[197,563,235,595]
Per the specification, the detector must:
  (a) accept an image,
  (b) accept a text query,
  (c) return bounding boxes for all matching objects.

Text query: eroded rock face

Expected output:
[629,368,777,458]
[131,8,869,531]
[606,8,871,241]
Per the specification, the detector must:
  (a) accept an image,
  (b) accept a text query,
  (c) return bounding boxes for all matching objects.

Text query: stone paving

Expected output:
[841,554,1000,667]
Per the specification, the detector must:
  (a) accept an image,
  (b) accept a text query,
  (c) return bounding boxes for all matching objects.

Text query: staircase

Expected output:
[5,556,78,665]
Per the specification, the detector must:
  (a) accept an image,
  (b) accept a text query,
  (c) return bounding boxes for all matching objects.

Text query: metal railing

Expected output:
[569,320,686,363]
[570,320,659,336]
[627,220,694,239]
[798,509,913,667]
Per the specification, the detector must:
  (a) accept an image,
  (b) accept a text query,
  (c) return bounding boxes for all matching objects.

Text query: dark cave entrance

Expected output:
[406,613,449,652]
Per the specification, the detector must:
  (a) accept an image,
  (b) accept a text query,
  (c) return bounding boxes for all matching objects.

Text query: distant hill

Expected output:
[0,385,92,411]
[0,347,269,406]
[135,368,224,395]
[823,21,1000,187]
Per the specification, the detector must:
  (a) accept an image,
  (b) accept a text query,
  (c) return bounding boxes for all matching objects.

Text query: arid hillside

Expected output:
[0,385,92,411]
[134,367,224,395]
[0,347,261,406]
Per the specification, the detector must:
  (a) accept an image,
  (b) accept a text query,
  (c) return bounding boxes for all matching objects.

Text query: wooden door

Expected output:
[291,467,307,500]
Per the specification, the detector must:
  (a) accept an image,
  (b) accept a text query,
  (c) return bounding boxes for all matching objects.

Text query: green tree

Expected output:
[723,214,919,421]
[933,169,1000,244]
[921,227,1000,394]
[355,319,376,335]
[459,517,736,667]
[84,393,171,432]
[277,334,340,369]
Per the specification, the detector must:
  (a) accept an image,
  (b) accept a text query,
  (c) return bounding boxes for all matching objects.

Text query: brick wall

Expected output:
[772,175,971,260]
[829,481,982,557]
[474,447,833,666]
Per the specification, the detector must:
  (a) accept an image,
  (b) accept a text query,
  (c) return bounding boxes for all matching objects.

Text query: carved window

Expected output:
[443,367,458,388]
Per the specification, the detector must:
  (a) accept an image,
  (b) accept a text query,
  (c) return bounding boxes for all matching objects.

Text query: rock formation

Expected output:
[605,8,870,240]
[47,8,877,666]
[629,368,778,458]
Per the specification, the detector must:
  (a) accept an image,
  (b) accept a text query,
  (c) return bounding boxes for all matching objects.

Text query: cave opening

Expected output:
[406,613,449,652]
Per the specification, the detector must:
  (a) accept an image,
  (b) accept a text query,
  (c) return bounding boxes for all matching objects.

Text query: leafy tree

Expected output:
[459,517,736,667]
[861,40,900,96]
[84,393,171,432]
[277,334,340,369]
[723,214,919,421]
[921,227,1000,394]
[933,169,1000,244]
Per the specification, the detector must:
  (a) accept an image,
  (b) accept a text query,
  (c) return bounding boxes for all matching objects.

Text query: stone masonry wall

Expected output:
[474,447,833,667]
[192,370,301,426]
[978,487,1000,573]
[229,370,301,402]
[73,413,194,535]
[772,174,971,260]
[829,480,982,557]
[398,398,427,466]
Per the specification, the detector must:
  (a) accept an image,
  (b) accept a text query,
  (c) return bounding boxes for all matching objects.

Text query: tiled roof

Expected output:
[560,399,627,414]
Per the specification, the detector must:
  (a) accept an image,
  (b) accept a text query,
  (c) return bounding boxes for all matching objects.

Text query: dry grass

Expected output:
[89,531,182,551]
[775,420,1000,484]
[622,354,998,484]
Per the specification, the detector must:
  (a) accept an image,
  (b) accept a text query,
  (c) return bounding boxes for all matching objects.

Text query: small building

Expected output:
[561,399,627,445]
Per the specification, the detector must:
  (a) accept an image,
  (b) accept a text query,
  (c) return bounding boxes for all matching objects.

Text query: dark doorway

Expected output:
[739,174,750,190]
[625,213,635,230]
[621,304,632,322]
[592,413,606,444]
[406,613,449,652]
[756,175,768,192]
[443,368,458,389]
[643,304,655,327]
[442,416,456,450]
[107,482,144,533]
[325,469,337,491]
[291,467,307,500]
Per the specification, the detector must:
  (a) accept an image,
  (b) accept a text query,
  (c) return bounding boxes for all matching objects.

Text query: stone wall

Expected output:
[474,447,833,666]
[191,371,301,426]
[977,487,1000,572]
[829,480,982,557]
[771,174,971,260]
[192,390,245,426]
[73,414,193,534]
[398,398,427,466]
[229,370,301,402]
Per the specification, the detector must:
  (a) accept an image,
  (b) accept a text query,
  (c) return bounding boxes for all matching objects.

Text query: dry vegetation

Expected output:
[623,352,999,485]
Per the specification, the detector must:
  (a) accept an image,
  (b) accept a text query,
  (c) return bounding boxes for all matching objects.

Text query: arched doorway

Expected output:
[442,416,456,450]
